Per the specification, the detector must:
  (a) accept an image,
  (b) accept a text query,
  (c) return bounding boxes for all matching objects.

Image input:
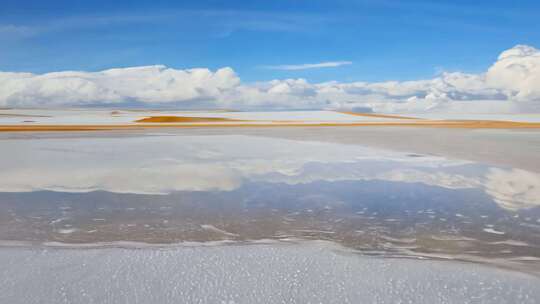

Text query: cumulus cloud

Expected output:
[0,66,240,107]
[263,61,352,70]
[1,45,540,112]
[485,45,540,101]
[485,168,540,211]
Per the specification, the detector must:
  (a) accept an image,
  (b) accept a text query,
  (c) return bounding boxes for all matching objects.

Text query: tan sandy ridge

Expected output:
[2,119,540,132]
[135,116,243,123]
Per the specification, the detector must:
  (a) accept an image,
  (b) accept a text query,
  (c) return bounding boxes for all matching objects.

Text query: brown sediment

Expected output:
[1,120,540,132]
[338,111,421,120]
[422,120,540,129]
[135,116,242,123]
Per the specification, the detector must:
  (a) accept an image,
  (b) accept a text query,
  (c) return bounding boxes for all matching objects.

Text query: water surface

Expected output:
[1,130,539,273]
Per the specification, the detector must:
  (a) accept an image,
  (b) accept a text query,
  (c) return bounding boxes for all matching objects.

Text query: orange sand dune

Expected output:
[338,111,421,120]
[1,120,540,132]
[136,116,241,123]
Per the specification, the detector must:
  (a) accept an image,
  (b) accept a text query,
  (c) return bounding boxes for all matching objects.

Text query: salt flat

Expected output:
[1,241,539,304]
[1,129,539,273]
[1,117,539,303]
[2,109,540,128]
[406,113,540,123]
[0,109,406,125]
[179,126,540,172]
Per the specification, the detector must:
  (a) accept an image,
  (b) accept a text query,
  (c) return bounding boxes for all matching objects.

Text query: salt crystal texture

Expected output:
[0,242,538,304]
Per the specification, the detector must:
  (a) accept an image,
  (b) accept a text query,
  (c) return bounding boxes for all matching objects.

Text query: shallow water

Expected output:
[1,130,539,275]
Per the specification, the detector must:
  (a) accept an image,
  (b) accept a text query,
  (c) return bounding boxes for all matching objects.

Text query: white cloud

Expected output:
[0,66,240,107]
[485,168,540,211]
[377,169,480,190]
[1,45,540,113]
[0,134,466,195]
[263,61,352,70]
[3,133,539,210]
[485,45,540,101]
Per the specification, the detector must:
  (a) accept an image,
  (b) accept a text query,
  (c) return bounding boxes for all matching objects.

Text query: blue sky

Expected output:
[1,0,539,83]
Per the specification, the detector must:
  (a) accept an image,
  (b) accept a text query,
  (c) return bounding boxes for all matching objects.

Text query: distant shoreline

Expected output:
[2,120,540,132]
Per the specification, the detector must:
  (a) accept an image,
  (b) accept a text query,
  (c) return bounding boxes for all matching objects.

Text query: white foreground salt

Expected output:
[1,242,538,304]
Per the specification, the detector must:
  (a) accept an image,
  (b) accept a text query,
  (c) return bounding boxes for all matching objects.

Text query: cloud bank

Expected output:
[263,61,353,70]
[1,45,540,113]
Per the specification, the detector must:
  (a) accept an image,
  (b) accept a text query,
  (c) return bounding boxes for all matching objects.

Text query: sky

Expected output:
[1,0,540,112]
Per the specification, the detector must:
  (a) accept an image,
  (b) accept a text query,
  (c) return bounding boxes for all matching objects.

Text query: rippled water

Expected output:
[0,131,539,274]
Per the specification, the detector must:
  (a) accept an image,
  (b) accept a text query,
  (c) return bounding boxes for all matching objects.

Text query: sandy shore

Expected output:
[337,111,422,120]
[135,116,242,123]
[2,119,540,132]
[2,110,540,131]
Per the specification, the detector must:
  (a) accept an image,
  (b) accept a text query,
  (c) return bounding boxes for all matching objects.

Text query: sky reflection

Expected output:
[1,132,540,272]
[0,134,539,210]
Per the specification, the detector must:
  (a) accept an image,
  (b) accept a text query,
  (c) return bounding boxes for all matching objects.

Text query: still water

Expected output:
[0,131,539,273]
